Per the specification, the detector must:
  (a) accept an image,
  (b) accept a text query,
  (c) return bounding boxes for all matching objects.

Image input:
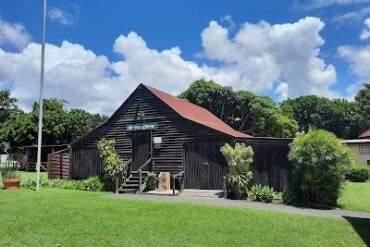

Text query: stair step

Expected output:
[119,188,137,193]
[122,184,139,188]
[131,171,149,174]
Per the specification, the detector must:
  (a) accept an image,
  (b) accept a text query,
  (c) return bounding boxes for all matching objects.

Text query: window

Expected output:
[359,146,370,155]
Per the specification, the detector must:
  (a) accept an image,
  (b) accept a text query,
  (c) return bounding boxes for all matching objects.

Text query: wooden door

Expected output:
[132,131,152,171]
[184,142,227,190]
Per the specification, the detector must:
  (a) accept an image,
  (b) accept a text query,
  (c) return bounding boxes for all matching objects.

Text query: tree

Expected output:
[179,79,236,125]
[0,90,19,124]
[288,128,354,206]
[355,83,370,129]
[180,80,298,137]
[281,96,363,139]
[0,98,105,149]
[31,99,68,145]
[220,143,254,199]
[234,90,256,131]
[64,109,92,143]
[90,113,109,129]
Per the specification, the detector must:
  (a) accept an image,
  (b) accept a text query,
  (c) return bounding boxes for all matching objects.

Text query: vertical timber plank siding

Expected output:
[241,138,293,192]
[71,86,229,179]
[184,142,227,190]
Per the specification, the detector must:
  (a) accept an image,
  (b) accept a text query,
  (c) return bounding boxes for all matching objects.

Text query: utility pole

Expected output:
[36,0,47,192]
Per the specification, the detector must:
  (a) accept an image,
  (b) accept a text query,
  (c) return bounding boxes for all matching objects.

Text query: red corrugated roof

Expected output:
[359,129,370,138]
[144,84,251,138]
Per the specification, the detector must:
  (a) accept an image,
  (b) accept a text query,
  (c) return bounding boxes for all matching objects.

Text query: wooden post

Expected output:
[139,171,142,194]
[172,176,175,196]
[223,176,227,199]
[115,178,119,195]
[59,152,63,179]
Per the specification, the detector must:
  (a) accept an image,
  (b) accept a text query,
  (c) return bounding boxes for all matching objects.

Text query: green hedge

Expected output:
[346,166,370,182]
[23,176,104,192]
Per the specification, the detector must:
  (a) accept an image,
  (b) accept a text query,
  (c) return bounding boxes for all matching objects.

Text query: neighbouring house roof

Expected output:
[359,129,370,138]
[144,84,251,138]
[341,139,370,144]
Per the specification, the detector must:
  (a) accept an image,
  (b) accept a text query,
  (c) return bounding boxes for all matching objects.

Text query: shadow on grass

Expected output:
[343,216,370,246]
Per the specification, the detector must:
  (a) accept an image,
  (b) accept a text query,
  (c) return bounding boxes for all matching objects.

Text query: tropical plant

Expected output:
[0,161,20,179]
[248,184,275,203]
[346,166,370,182]
[81,176,104,191]
[97,138,127,193]
[145,172,157,191]
[282,190,295,205]
[220,143,253,199]
[288,128,354,206]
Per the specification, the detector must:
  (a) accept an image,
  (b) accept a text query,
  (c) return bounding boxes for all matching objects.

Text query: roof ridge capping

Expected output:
[142,84,251,138]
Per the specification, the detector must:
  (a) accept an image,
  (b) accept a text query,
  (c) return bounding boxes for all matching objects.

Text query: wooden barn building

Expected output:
[49,84,292,193]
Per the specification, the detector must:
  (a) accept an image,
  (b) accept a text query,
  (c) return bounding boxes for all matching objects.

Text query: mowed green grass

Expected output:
[338,181,370,213]
[0,188,369,247]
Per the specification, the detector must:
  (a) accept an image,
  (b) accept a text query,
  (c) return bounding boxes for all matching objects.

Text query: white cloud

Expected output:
[48,8,76,26]
[0,18,31,49]
[275,82,289,101]
[339,45,370,77]
[200,17,338,98]
[332,7,370,24]
[299,0,370,9]
[0,17,342,115]
[359,18,370,40]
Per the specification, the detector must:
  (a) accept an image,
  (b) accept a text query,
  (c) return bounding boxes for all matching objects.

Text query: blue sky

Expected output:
[0,0,370,113]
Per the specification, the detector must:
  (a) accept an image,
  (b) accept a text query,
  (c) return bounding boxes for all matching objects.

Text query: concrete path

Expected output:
[112,191,370,219]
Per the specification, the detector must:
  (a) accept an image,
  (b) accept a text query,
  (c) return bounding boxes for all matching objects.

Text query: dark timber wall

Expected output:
[71,85,231,180]
[241,138,293,192]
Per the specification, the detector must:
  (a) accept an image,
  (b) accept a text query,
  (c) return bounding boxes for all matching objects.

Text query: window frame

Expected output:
[359,146,370,155]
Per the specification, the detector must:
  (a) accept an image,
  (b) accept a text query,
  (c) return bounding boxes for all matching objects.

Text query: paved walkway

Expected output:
[112,191,370,219]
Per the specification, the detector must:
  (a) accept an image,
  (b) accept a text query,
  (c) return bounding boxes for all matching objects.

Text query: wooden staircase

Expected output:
[119,171,149,193]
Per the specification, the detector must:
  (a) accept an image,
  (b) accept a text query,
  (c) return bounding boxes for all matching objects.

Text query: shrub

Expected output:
[145,172,157,191]
[288,128,354,206]
[346,166,370,182]
[22,177,103,192]
[81,176,104,191]
[282,190,295,205]
[220,143,254,199]
[97,138,127,193]
[0,161,20,179]
[248,184,275,203]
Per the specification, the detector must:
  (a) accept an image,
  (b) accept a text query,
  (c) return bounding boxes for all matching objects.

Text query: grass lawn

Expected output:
[0,188,369,247]
[338,181,370,213]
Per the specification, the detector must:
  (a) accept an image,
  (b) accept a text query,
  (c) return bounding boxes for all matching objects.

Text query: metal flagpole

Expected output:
[36,0,47,192]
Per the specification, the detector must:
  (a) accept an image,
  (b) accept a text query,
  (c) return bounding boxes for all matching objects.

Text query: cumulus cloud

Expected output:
[200,17,338,98]
[48,7,77,26]
[359,18,370,40]
[339,45,370,78]
[0,17,341,114]
[0,18,31,49]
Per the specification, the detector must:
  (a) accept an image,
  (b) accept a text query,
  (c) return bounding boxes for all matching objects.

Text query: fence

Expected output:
[47,149,70,179]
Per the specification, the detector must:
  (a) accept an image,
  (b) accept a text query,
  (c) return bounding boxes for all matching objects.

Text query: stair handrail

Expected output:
[125,158,133,174]
[172,170,185,196]
[138,157,153,193]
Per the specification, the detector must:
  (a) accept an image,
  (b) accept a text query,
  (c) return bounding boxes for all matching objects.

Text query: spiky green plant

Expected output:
[220,143,253,199]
